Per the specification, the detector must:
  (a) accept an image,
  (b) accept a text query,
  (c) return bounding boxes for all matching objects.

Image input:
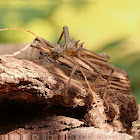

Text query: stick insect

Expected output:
[0,26,115,113]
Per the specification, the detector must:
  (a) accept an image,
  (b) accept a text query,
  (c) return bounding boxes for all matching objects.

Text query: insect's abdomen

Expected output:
[82,50,108,62]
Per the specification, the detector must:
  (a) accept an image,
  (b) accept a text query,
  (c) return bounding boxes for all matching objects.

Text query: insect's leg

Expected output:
[33,37,55,48]
[74,56,101,90]
[56,55,79,107]
[86,58,115,92]
[30,42,51,55]
[87,58,115,111]
[86,58,116,94]
[57,29,64,45]
[103,69,114,100]
[60,55,77,97]
[78,57,110,110]
[60,54,103,113]
[87,58,115,70]
[65,64,78,97]
[79,66,102,115]
[59,64,80,107]
[57,26,70,45]
[100,70,114,112]
[77,61,114,129]
[81,48,110,62]
[3,43,31,57]
[92,72,101,90]
[63,26,70,45]
[78,57,100,73]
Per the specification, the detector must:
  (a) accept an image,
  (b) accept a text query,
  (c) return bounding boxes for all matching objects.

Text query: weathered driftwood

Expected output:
[0,54,138,136]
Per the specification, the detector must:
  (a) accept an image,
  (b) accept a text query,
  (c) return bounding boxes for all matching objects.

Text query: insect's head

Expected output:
[51,44,63,60]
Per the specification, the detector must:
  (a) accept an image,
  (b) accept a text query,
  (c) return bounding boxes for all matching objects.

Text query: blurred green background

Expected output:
[0,0,140,103]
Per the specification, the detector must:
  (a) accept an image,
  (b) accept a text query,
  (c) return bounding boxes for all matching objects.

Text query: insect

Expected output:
[0,26,115,113]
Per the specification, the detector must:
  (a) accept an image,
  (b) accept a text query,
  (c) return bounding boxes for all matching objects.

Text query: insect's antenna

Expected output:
[0,28,52,52]
[79,67,102,115]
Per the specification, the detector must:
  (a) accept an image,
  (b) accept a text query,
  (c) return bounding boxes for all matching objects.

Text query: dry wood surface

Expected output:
[0,51,138,140]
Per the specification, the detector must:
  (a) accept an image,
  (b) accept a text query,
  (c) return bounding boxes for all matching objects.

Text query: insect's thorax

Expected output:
[51,44,80,60]
[66,48,79,57]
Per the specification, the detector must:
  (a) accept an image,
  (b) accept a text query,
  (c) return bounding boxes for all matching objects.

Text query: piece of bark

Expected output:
[1,116,84,140]
[24,115,84,131]
[0,55,138,133]
[1,116,133,140]
[128,105,140,140]
[68,127,133,140]
[14,115,84,132]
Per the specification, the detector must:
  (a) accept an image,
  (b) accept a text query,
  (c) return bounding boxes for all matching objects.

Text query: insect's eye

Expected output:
[40,51,43,55]
[33,38,40,43]
[51,51,60,60]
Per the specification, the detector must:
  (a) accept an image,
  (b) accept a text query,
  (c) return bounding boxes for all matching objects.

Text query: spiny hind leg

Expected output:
[59,54,102,111]
[77,57,110,110]
[63,55,99,108]
[59,55,98,109]
[84,57,115,111]
[57,26,70,45]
